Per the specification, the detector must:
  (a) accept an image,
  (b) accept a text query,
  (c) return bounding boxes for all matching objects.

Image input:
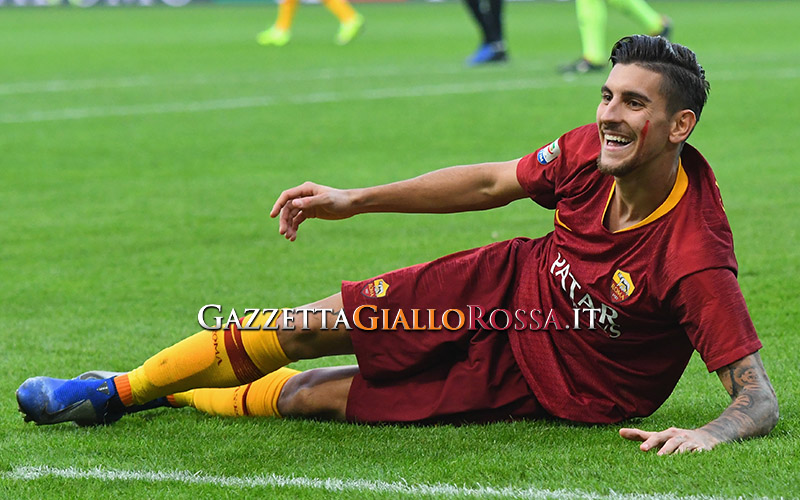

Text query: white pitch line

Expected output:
[0,58,795,97]
[0,61,546,96]
[0,77,578,124]
[2,67,798,125]
[3,466,778,500]
[711,67,800,82]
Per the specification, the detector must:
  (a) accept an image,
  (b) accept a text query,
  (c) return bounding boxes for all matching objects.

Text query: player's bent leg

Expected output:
[16,292,351,426]
[115,309,293,408]
[119,294,349,409]
[278,366,358,421]
[170,367,301,417]
[276,293,354,361]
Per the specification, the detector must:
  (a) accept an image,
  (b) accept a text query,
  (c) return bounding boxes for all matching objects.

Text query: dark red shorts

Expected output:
[341,239,546,424]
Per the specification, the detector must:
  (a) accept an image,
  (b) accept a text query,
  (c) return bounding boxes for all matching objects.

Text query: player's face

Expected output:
[596,64,673,177]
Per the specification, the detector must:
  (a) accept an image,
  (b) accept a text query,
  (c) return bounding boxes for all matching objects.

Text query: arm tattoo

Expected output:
[700,353,778,444]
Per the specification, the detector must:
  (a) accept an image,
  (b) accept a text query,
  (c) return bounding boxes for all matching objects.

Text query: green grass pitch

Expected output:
[1,0,799,498]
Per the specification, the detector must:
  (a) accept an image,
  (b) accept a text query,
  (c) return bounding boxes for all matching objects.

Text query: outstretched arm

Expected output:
[620,352,778,455]
[269,160,527,240]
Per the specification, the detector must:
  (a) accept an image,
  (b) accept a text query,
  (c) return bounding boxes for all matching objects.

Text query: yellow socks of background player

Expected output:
[321,0,357,24]
[168,368,300,418]
[115,312,293,407]
[275,0,299,31]
[575,0,607,65]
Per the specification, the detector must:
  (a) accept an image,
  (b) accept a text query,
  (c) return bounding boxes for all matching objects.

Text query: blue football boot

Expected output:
[467,43,508,66]
[16,375,124,426]
[75,370,170,415]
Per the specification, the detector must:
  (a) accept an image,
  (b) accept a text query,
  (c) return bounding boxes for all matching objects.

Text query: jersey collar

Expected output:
[602,159,688,233]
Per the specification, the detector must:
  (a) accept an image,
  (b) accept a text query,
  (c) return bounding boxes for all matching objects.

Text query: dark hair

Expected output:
[610,35,710,122]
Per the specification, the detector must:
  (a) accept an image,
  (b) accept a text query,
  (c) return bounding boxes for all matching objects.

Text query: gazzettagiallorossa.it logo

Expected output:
[198,304,610,333]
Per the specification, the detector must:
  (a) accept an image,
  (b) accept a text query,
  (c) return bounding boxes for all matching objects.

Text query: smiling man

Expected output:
[17,36,778,455]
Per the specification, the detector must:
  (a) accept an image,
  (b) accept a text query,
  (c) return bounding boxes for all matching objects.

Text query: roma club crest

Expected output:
[361,278,390,298]
[610,270,635,303]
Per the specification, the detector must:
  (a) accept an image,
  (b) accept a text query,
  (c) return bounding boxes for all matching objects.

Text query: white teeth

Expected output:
[604,134,632,144]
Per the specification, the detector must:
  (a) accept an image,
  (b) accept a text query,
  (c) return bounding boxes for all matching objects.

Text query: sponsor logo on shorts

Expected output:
[537,138,561,165]
[361,278,390,298]
[610,269,635,303]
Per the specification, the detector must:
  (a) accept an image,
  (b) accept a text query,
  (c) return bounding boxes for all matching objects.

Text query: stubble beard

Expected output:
[597,151,638,177]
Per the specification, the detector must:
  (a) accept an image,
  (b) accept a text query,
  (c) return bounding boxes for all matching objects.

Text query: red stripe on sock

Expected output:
[114,374,134,407]
[224,324,263,383]
[240,383,252,416]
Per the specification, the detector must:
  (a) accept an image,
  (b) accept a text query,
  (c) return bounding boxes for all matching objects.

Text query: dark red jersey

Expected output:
[511,123,762,423]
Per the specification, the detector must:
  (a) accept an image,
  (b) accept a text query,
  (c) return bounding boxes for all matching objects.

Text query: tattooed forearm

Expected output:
[699,353,778,445]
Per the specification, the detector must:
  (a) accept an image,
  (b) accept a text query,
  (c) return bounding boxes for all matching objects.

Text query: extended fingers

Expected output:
[619,428,650,442]
[659,435,710,455]
[271,188,298,218]
[270,182,317,218]
[290,211,308,239]
[278,200,296,236]
[642,428,709,455]
[639,427,681,452]
[655,435,686,455]
[623,427,715,455]
[279,206,310,241]
[676,441,704,454]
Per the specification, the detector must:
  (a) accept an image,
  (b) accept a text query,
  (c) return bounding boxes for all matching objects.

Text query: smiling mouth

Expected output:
[603,133,633,149]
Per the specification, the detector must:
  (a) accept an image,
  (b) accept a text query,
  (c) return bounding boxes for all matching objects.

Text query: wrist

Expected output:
[347,187,368,214]
[695,427,723,448]
[348,186,380,214]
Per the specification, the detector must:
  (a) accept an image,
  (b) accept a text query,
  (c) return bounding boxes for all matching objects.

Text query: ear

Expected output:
[669,110,696,144]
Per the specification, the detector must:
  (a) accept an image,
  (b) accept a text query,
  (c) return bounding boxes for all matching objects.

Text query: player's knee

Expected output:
[277,384,310,417]
[277,368,353,419]
[276,313,352,360]
[278,370,326,417]
[277,329,324,360]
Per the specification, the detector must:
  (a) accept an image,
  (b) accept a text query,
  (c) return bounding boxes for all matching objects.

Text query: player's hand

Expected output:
[270,182,355,241]
[619,427,718,455]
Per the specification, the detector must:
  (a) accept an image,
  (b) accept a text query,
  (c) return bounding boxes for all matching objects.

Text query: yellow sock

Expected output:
[166,392,193,408]
[170,368,300,417]
[321,0,356,23]
[275,0,299,31]
[116,311,293,406]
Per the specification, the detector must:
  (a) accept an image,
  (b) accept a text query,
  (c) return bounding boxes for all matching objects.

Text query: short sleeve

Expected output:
[516,137,563,209]
[671,268,762,373]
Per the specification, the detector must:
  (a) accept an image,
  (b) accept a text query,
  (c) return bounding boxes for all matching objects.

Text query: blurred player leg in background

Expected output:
[257,0,298,46]
[327,0,366,45]
[560,0,670,74]
[462,0,507,66]
[257,0,365,46]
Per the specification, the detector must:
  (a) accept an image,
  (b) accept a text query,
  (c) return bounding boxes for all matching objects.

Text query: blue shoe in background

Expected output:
[467,43,508,66]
